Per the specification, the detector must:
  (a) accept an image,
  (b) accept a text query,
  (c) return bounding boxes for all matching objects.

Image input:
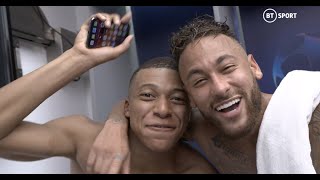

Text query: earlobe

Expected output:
[256,71,263,79]
[248,54,263,80]
[124,100,130,118]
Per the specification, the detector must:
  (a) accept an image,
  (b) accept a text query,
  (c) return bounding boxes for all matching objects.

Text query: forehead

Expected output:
[132,68,183,90]
[179,35,246,70]
[185,35,242,59]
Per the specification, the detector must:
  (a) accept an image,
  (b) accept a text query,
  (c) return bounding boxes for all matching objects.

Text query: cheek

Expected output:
[188,86,211,108]
[128,102,150,128]
[173,106,190,128]
[239,65,257,82]
[130,101,151,116]
[129,120,139,135]
[234,72,255,90]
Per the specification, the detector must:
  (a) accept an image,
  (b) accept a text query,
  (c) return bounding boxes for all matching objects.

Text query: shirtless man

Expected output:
[0,13,215,174]
[87,15,320,174]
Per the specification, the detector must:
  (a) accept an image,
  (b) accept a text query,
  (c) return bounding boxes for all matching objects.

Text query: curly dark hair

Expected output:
[170,14,237,64]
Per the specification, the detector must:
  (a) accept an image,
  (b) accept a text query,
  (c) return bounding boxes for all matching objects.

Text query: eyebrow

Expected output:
[138,83,158,90]
[216,54,235,65]
[138,84,186,94]
[186,54,235,81]
[186,69,205,81]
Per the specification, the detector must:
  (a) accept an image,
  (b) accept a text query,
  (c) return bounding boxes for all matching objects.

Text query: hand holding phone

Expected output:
[86,17,130,48]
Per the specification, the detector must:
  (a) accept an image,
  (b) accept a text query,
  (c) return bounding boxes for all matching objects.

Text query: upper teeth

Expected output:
[216,98,240,111]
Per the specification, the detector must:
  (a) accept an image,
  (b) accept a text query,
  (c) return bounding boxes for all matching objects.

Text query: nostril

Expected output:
[153,98,172,118]
[157,113,171,119]
[154,112,172,119]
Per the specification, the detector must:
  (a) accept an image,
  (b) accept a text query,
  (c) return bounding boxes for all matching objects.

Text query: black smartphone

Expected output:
[86,17,130,48]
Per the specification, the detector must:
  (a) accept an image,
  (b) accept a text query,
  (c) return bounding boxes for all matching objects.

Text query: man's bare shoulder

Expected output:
[310,102,320,126]
[309,103,320,173]
[175,142,217,174]
[50,115,104,172]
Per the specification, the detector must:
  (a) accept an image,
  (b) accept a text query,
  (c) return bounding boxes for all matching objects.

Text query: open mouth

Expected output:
[215,98,241,113]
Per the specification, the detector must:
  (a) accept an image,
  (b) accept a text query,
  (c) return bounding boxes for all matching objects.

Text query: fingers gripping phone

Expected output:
[86,17,130,48]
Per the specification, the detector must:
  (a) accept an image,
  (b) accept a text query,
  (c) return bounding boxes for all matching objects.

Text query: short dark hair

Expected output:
[128,56,178,91]
[170,14,237,64]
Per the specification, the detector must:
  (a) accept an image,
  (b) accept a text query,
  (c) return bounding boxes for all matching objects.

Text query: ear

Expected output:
[248,54,263,80]
[124,99,130,118]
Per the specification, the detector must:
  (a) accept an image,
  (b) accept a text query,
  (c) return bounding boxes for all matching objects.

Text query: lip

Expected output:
[146,124,176,132]
[213,96,242,111]
[214,96,242,119]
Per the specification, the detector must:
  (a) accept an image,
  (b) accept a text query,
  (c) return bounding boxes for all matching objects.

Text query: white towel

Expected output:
[257,70,320,174]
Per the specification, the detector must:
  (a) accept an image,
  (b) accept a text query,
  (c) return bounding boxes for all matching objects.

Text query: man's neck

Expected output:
[232,92,272,145]
[128,130,178,173]
[249,92,272,145]
[210,92,273,161]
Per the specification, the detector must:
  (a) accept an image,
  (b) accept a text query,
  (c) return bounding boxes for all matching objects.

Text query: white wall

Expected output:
[0,6,138,174]
[89,6,139,121]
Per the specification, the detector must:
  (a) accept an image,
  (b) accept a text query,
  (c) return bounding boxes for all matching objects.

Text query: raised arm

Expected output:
[86,100,130,174]
[0,12,133,140]
[0,115,99,163]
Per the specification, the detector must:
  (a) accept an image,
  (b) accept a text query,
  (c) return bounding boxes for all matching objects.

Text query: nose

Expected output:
[153,97,172,119]
[210,74,231,96]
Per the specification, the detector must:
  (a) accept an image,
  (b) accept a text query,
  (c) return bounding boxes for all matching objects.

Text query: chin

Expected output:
[146,140,176,153]
[222,129,245,139]
[221,124,252,139]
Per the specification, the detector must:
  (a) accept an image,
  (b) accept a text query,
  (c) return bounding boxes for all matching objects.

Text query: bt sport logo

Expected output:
[263,8,297,23]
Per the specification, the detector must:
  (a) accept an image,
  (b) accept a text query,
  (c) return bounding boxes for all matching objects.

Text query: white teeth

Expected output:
[216,98,240,111]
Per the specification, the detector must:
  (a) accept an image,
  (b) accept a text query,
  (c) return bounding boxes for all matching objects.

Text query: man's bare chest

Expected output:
[195,133,257,174]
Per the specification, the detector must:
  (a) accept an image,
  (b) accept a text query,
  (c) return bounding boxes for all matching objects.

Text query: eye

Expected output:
[140,93,155,100]
[172,97,183,101]
[171,96,187,105]
[193,78,207,87]
[142,93,152,97]
[223,64,236,73]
